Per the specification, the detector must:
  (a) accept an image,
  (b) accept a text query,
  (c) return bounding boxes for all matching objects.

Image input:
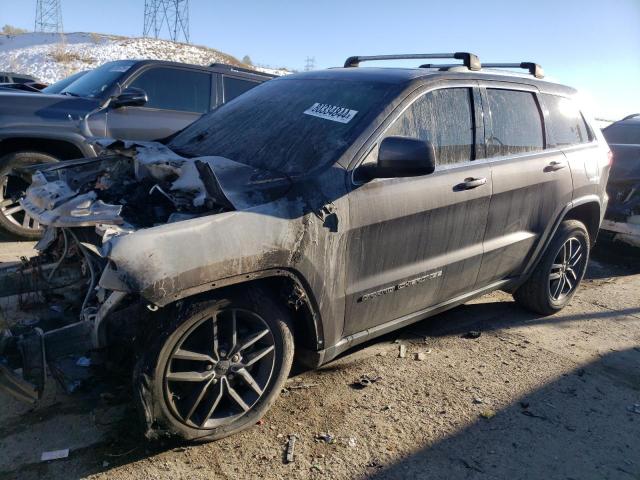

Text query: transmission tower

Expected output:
[304,56,315,71]
[34,0,63,33]
[143,0,190,43]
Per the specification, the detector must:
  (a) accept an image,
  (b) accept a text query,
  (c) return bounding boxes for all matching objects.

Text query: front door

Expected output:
[475,85,574,286]
[344,85,492,336]
[106,66,212,141]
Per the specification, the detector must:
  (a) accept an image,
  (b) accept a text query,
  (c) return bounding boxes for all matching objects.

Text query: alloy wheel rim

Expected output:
[0,176,41,231]
[164,308,276,429]
[549,236,584,302]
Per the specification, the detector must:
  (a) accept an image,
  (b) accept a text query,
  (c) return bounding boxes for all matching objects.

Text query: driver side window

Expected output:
[366,88,475,169]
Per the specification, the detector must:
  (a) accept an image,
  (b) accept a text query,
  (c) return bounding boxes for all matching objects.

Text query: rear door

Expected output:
[476,84,573,286]
[106,66,213,141]
[344,84,492,336]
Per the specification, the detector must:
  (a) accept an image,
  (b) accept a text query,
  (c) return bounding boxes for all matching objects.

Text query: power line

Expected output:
[304,56,315,71]
[35,0,63,33]
[143,0,190,43]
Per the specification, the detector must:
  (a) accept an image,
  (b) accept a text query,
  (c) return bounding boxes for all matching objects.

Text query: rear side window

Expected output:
[223,76,259,102]
[0,76,9,83]
[12,77,32,84]
[602,123,640,145]
[129,67,211,113]
[385,87,475,166]
[486,89,544,157]
[543,94,591,147]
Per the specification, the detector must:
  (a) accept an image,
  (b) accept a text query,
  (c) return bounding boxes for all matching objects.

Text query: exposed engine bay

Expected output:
[0,141,292,403]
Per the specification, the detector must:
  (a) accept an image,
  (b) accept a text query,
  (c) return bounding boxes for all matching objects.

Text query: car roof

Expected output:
[121,59,275,80]
[283,66,577,96]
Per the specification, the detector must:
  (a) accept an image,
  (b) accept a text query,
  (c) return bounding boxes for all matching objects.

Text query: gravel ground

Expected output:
[0,236,638,480]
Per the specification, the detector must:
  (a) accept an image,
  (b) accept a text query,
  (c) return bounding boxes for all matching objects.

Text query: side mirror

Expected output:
[368,136,436,179]
[111,87,148,108]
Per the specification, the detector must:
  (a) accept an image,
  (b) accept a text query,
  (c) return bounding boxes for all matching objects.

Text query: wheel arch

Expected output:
[156,268,325,362]
[0,136,91,163]
[562,199,601,247]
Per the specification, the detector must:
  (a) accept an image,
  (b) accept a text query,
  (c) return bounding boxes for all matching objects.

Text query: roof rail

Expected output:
[344,52,481,71]
[481,62,544,79]
[208,63,276,78]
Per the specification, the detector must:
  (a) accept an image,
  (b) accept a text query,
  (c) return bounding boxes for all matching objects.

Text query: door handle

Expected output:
[459,177,487,190]
[545,160,566,172]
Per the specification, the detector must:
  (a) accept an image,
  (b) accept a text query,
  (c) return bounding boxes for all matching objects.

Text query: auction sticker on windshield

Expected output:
[304,103,358,124]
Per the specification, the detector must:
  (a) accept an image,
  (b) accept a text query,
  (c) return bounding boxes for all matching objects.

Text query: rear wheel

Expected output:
[134,288,294,442]
[514,220,590,315]
[0,151,58,239]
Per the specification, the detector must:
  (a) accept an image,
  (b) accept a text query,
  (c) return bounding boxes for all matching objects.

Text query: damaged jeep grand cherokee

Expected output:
[0,53,611,442]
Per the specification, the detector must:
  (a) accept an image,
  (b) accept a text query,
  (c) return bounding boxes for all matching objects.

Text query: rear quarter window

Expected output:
[542,94,592,147]
[486,89,544,157]
[223,76,259,102]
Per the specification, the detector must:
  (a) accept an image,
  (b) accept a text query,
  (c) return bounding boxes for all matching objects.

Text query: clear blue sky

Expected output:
[2,0,639,119]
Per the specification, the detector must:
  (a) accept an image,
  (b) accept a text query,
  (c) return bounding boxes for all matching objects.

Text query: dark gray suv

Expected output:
[0,60,274,237]
[0,52,610,443]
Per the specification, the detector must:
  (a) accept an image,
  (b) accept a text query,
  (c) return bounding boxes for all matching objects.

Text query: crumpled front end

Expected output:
[0,140,292,403]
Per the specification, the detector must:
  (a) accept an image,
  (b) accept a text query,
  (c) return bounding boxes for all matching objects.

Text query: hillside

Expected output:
[0,32,287,83]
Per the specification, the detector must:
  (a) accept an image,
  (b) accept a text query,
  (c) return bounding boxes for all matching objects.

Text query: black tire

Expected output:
[0,151,58,239]
[514,220,590,315]
[134,287,294,442]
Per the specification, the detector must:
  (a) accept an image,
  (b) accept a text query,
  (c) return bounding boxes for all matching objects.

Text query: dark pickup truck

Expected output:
[601,114,640,247]
[0,60,274,238]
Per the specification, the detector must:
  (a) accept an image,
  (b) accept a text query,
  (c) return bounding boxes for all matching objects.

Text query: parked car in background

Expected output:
[0,71,47,91]
[0,60,275,238]
[0,52,610,443]
[601,114,640,247]
[40,70,88,94]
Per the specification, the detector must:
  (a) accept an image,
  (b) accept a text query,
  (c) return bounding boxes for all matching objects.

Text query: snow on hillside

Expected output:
[0,32,288,83]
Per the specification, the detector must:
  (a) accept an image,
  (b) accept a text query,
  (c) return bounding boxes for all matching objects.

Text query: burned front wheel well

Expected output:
[563,202,601,247]
[165,273,323,354]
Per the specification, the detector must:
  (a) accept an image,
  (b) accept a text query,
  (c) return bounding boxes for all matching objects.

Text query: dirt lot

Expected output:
[0,234,639,480]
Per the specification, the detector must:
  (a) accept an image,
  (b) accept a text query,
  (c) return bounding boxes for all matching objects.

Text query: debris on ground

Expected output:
[627,403,640,415]
[315,432,335,444]
[415,352,426,361]
[346,437,357,448]
[462,331,482,339]
[473,397,484,404]
[480,409,496,419]
[398,344,407,358]
[41,449,70,462]
[351,374,383,390]
[285,434,297,463]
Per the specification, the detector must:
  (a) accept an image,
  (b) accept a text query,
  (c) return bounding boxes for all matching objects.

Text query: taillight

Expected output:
[607,150,614,166]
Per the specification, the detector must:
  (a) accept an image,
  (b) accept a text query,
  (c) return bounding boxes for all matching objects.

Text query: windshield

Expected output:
[57,60,136,98]
[168,77,401,175]
[42,70,87,94]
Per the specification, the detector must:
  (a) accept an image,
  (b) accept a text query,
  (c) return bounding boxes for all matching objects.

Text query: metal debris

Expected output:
[315,432,335,444]
[398,344,407,358]
[285,434,297,463]
[41,449,70,461]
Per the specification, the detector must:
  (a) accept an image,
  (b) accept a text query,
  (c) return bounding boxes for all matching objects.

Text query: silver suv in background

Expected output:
[0,60,274,238]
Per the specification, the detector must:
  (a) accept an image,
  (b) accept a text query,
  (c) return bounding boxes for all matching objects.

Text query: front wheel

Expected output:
[0,151,58,239]
[514,220,590,315]
[134,288,295,442]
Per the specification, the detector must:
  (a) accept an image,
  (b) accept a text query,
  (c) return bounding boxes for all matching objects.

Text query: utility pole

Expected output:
[143,0,190,43]
[35,0,63,33]
[304,56,315,71]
